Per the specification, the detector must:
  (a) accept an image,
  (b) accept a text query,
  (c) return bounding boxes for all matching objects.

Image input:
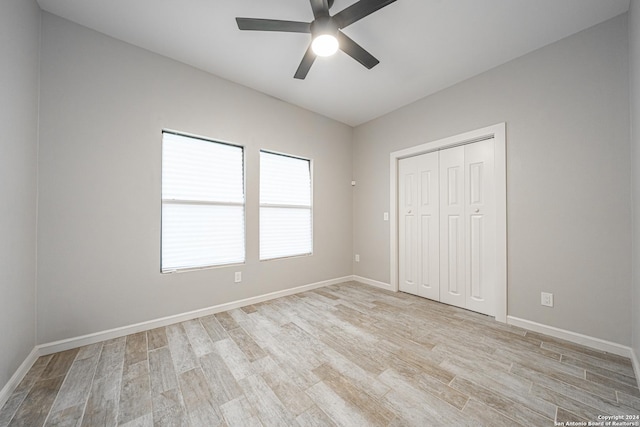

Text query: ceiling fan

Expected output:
[236,0,397,79]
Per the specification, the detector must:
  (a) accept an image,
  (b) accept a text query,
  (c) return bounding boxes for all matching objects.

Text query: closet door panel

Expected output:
[398,156,418,295]
[417,152,440,300]
[439,146,465,308]
[464,140,496,315]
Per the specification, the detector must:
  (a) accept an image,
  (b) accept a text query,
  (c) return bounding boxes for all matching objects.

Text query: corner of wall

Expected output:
[0,0,41,408]
[34,0,43,353]
[630,0,640,371]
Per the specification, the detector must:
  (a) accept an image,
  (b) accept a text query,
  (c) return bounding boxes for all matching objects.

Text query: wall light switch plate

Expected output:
[383,212,389,221]
[234,272,242,283]
[541,292,553,307]
[355,254,360,262]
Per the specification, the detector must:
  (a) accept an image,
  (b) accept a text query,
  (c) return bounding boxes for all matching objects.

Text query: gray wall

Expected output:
[352,15,631,345]
[631,2,640,361]
[0,0,40,390]
[37,13,353,344]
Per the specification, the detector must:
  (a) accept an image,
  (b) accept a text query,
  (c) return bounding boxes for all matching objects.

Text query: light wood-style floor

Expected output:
[1,281,639,426]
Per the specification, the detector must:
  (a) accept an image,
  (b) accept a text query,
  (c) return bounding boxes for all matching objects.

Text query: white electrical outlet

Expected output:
[355,254,360,262]
[541,292,553,307]
[383,212,389,221]
[234,272,242,283]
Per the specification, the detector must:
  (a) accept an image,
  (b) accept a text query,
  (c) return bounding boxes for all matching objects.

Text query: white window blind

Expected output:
[162,132,245,272]
[260,151,312,260]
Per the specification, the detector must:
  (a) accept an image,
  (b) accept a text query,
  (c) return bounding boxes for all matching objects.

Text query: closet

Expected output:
[398,138,496,316]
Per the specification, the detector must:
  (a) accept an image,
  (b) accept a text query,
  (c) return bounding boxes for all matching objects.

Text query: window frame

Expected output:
[161,129,246,273]
[259,149,314,261]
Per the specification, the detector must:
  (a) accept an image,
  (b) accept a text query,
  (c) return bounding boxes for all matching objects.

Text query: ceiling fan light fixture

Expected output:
[311,34,339,56]
[236,0,397,79]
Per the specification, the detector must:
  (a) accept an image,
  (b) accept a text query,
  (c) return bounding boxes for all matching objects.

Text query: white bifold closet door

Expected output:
[398,151,440,300]
[398,139,496,316]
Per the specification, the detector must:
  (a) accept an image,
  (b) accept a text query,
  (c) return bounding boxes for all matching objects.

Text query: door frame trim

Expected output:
[389,123,507,323]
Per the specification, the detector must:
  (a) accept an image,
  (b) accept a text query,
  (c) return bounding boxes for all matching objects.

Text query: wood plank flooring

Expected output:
[1,281,639,426]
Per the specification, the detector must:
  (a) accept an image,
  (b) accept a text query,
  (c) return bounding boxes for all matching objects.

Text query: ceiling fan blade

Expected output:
[309,0,330,18]
[337,31,379,69]
[294,45,317,79]
[236,18,310,33]
[333,0,397,29]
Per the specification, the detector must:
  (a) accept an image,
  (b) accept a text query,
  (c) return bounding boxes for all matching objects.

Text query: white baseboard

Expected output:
[352,275,393,291]
[37,275,352,356]
[507,316,633,358]
[0,347,39,411]
[631,347,640,388]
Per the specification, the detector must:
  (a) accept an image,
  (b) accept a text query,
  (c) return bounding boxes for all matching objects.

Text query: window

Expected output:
[161,131,245,272]
[260,151,312,260]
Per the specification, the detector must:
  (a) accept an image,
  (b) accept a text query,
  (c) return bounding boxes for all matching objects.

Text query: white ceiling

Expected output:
[37,0,630,126]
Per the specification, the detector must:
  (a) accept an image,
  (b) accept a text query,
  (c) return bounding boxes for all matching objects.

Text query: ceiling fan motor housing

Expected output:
[311,16,338,38]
